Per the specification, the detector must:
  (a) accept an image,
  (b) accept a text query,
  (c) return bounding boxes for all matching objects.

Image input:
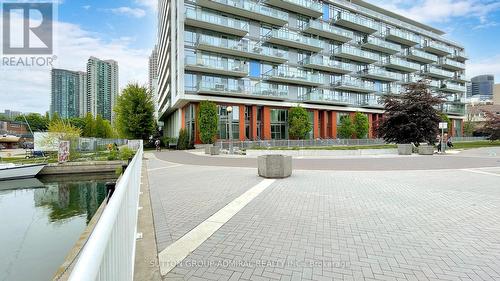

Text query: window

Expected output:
[250,61,261,78]
[217,105,239,140]
[184,73,196,92]
[270,109,288,140]
[322,3,330,21]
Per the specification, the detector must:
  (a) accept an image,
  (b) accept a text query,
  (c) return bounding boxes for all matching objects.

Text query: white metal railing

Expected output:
[68,141,143,281]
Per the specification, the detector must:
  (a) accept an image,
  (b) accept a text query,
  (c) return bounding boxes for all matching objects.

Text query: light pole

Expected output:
[227,106,233,154]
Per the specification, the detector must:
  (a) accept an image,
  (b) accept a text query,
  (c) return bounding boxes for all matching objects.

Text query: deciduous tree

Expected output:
[288,106,311,139]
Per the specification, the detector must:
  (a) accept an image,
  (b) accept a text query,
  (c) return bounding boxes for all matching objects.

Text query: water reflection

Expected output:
[0,174,115,281]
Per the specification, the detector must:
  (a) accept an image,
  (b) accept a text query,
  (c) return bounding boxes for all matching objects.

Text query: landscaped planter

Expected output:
[397,144,413,155]
[258,155,292,179]
[204,146,220,155]
[418,145,434,155]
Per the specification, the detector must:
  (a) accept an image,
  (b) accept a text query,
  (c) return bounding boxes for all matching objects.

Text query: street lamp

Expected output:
[226,106,233,154]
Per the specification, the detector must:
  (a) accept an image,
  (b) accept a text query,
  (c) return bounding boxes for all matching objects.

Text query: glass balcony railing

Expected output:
[332,77,375,92]
[333,46,379,62]
[303,19,353,42]
[303,89,356,105]
[197,35,288,62]
[300,55,356,72]
[263,66,322,85]
[196,81,289,99]
[265,28,322,50]
[384,57,420,71]
[440,58,465,70]
[385,28,419,45]
[359,68,402,81]
[361,95,384,107]
[334,11,378,33]
[203,0,289,23]
[453,50,468,60]
[423,41,454,55]
[442,103,465,115]
[423,66,454,79]
[185,56,248,74]
[401,74,424,84]
[363,36,401,53]
[406,48,438,63]
[268,0,322,13]
[440,82,466,93]
[185,8,249,33]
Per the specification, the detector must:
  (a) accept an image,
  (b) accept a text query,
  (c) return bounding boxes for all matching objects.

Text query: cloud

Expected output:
[135,0,157,11]
[366,0,500,24]
[82,5,91,10]
[109,7,146,18]
[473,21,499,29]
[467,55,500,81]
[0,17,150,113]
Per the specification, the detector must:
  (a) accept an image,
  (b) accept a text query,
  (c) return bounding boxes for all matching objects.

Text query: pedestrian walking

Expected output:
[436,134,441,153]
[155,139,161,152]
[447,136,454,148]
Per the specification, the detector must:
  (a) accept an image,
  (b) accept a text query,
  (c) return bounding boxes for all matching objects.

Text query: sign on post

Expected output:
[439,122,448,129]
[58,141,70,163]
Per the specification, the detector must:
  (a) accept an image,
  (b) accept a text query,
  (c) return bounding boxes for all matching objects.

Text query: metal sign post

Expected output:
[438,122,448,153]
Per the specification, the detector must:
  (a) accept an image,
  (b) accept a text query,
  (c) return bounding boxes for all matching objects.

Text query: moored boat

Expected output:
[0,163,46,181]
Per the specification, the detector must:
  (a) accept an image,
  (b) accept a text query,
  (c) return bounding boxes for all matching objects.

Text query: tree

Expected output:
[463,121,475,137]
[483,111,500,140]
[377,80,444,145]
[44,119,82,160]
[353,112,369,139]
[68,117,86,131]
[338,115,355,139]
[177,128,193,150]
[82,113,95,137]
[288,106,311,139]
[197,101,218,144]
[0,114,11,121]
[15,113,49,131]
[114,83,156,140]
[51,112,61,123]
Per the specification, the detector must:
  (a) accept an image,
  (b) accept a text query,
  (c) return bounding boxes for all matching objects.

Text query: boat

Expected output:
[0,163,46,181]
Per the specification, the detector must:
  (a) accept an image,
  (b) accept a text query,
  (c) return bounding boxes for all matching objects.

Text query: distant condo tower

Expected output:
[157,0,468,141]
[86,56,119,122]
[50,69,87,118]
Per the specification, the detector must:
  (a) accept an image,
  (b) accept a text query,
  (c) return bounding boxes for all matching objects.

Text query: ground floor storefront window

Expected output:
[270,109,288,140]
[217,105,239,140]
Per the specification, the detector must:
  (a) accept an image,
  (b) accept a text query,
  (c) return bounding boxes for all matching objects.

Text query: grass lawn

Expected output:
[452,140,500,149]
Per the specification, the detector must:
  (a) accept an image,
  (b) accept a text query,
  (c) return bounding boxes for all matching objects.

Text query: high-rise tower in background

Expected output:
[86,57,119,122]
[50,69,87,118]
[149,45,159,92]
[469,74,494,101]
[157,0,468,141]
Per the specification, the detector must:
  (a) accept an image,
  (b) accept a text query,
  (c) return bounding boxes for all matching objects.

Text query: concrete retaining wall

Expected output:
[39,161,125,175]
[246,149,398,157]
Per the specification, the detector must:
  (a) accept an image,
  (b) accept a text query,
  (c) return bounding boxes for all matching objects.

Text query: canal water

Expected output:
[0,175,116,281]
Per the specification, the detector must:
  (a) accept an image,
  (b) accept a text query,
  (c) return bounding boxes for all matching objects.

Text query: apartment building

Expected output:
[50,69,87,118]
[149,45,159,92]
[86,57,119,122]
[158,0,467,142]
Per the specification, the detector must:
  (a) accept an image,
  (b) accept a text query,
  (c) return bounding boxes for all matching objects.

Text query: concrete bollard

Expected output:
[205,146,220,155]
[397,144,413,155]
[418,145,434,155]
[258,155,292,178]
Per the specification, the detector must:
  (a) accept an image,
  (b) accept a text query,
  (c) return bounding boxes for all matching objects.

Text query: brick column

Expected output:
[450,119,455,137]
[330,111,337,138]
[181,107,185,129]
[368,113,373,139]
[194,103,202,144]
[263,106,271,140]
[239,105,246,141]
[313,110,319,139]
[321,111,328,139]
[251,106,257,140]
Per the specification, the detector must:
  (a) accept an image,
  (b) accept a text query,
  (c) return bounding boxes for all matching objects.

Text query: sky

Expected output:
[0,0,500,114]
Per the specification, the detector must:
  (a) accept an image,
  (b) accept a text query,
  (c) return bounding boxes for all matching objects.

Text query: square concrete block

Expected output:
[418,145,434,155]
[204,146,220,155]
[258,155,292,178]
[397,144,413,155]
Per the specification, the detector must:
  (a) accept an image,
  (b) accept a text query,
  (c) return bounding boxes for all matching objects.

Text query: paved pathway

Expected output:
[146,150,500,281]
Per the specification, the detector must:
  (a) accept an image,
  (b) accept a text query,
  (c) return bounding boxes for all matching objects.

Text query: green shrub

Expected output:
[177,128,193,150]
[198,101,218,144]
[119,147,135,160]
[107,150,118,161]
[353,112,369,139]
[288,106,311,139]
[338,115,355,139]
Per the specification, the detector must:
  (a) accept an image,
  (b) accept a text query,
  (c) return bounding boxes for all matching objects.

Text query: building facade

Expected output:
[149,45,159,92]
[1,110,22,119]
[470,74,494,101]
[493,84,500,105]
[158,0,468,142]
[50,69,87,119]
[86,57,119,122]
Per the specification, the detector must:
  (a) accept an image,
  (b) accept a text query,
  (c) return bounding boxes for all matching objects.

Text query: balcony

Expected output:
[302,20,353,43]
[196,81,288,100]
[439,82,466,93]
[185,56,248,77]
[384,28,419,46]
[196,35,288,63]
[302,89,355,106]
[401,74,423,84]
[333,12,378,34]
[332,77,375,93]
[196,0,288,26]
[300,55,356,73]
[452,51,468,61]
[263,67,323,86]
[264,29,323,52]
[383,57,420,72]
[441,102,465,115]
[265,0,322,18]
[185,8,249,36]
[361,95,384,109]
[358,67,402,82]
[405,48,437,63]
[440,58,465,71]
[333,46,379,63]
[422,41,453,56]
[452,73,469,83]
[422,66,454,79]
[361,36,401,54]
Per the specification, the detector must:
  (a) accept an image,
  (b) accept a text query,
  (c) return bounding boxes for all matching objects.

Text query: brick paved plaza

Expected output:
[147,149,500,281]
